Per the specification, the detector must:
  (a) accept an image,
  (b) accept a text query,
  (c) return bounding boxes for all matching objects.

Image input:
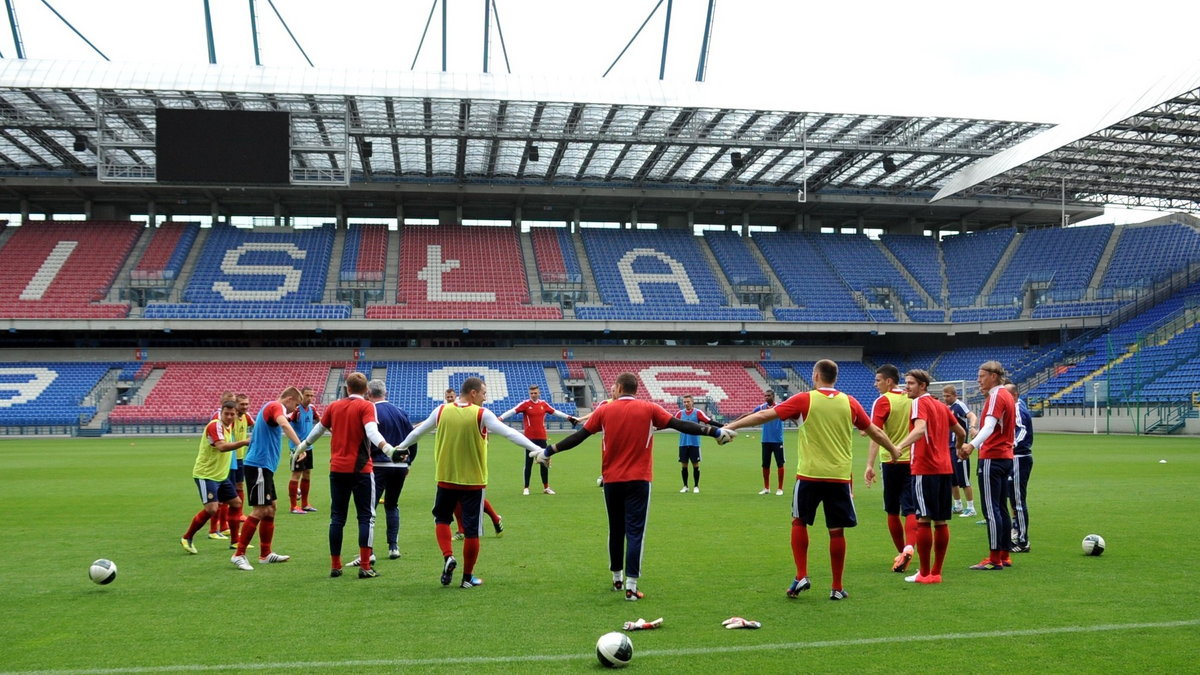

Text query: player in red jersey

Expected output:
[499,384,577,495]
[958,361,1017,571]
[722,360,899,601]
[295,372,394,579]
[893,370,966,584]
[531,372,735,601]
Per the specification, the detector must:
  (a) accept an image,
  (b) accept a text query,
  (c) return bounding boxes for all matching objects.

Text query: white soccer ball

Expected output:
[89,558,117,585]
[1082,534,1106,556]
[596,631,633,668]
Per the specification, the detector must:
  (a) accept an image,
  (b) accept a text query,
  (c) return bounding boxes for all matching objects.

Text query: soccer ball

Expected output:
[1082,534,1106,556]
[595,631,633,668]
[89,559,117,585]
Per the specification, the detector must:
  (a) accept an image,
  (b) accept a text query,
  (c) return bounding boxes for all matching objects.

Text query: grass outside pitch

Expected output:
[1,431,1197,673]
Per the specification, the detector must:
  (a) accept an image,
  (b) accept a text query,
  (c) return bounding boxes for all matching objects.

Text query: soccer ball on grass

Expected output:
[1081,534,1106,556]
[596,631,633,668]
[89,559,117,585]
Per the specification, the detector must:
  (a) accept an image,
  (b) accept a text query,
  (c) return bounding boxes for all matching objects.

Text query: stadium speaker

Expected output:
[362,141,373,159]
[73,135,87,152]
[882,155,898,173]
[528,145,540,162]
[730,151,744,168]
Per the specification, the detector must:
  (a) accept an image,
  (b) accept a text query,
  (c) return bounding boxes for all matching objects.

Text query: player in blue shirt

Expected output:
[1005,381,1034,553]
[941,384,978,518]
[746,389,787,495]
[287,386,319,514]
[675,395,712,494]
[363,378,416,562]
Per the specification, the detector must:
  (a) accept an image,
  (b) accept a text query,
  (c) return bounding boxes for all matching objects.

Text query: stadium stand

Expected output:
[950,307,1020,322]
[530,228,572,283]
[942,228,1016,307]
[143,225,349,319]
[575,230,762,321]
[809,232,924,312]
[339,224,388,282]
[108,361,335,425]
[132,222,199,281]
[367,225,561,319]
[1102,323,1200,402]
[786,360,877,409]
[703,232,770,286]
[0,221,140,318]
[755,233,867,322]
[879,234,944,303]
[1100,222,1200,293]
[988,225,1112,305]
[374,361,577,422]
[590,361,767,418]
[0,362,118,426]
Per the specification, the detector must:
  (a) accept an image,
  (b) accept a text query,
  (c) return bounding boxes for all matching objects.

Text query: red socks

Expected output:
[905,514,918,548]
[886,513,905,552]
[237,516,259,556]
[435,523,454,557]
[933,523,950,575]
[917,521,933,576]
[829,529,846,590]
[762,468,770,489]
[483,499,499,525]
[258,517,274,557]
[777,466,786,490]
[790,518,809,579]
[184,510,210,540]
[359,546,373,572]
[463,537,480,576]
[288,480,299,510]
[300,479,311,508]
[227,504,242,543]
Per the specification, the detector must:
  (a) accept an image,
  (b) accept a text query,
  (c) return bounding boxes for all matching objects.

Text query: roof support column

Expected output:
[741,211,750,237]
[147,200,157,227]
[335,202,346,229]
[571,208,580,234]
[514,205,522,231]
[629,206,638,229]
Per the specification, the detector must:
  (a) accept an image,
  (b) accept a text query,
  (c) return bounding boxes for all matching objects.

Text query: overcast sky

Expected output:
[6,0,1199,222]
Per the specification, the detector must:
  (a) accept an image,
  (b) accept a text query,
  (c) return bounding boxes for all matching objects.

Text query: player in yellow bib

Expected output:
[723,359,899,601]
[392,377,542,589]
[864,364,919,573]
[181,401,251,554]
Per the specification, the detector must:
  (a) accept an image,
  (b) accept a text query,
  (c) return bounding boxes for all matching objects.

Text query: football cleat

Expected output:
[1011,542,1030,553]
[829,589,850,601]
[220,529,231,536]
[952,503,963,514]
[290,507,306,515]
[543,487,556,495]
[347,554,377,567]
[679,487,689,493]
[625,588,645,601]
[207,532,228,540]
[229,542,254,551]
[522,488,530,496]
[330,568,343,578]
[959,508,977,518]
[776,489,784,496]
[388,548,401,560]
[494,517,504,537]
[969,559,1004,571]
[693,487,700,494]
[904,572,941,584]
[230,555,254,571]
[259,552,290,563]
[786,576,811,598]
[358,568,380,579]
[612,579,624,592]
[452,532,465,541]
[758,488,771,495]
[303,505,318,512]
[893,545,914,573]
[181,537,198,554]
[440,556,457,586]
[460,575,483,589]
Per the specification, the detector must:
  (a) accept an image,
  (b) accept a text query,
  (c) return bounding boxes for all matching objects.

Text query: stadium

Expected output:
[1,3,1198,673]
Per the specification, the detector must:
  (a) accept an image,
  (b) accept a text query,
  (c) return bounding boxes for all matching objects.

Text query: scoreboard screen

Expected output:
[155,108,290,185]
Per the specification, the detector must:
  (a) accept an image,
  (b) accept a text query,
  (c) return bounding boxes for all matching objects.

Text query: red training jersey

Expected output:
[978,386,1016,459]
[319,394,378,473]
[582,396,674,483]
[909,394,955,475]
[512,399,558,440]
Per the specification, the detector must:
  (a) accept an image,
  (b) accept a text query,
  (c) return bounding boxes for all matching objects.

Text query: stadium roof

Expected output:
[0,58,1107,228]
[934,65,1200,211]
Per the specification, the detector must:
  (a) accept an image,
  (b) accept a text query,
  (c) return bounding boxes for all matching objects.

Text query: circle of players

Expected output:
[180,358,1032,598]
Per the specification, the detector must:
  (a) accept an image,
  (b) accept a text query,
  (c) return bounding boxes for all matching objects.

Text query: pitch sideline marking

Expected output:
[6,618,1198,674]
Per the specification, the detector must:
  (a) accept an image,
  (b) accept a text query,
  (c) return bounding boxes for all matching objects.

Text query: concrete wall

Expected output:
[1035,406,1199,436]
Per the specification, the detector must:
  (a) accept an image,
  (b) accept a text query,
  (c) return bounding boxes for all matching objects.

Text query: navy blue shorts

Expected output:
[432,486,484,538]
[194,477,238,505]
[951,451,971,488]
[290,448,314,472]
[231,460,245,485]
[761,442,784,468]
[792,480,857,529]
[912,474,953,521]
[244,466,277,506]
[882,462,915,515]
[678,445,701,463]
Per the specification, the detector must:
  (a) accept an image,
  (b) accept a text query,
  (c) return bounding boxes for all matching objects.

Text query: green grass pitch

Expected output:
[2,431,1198,673]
